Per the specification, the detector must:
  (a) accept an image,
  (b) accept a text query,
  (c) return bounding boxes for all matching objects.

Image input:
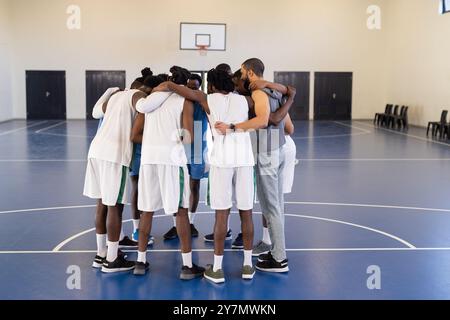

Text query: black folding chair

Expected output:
[380,105,395,127]
[390,106,406,130]
[427,110,448,138]
[401,106,409,130]
[386,105,400,128]
[374,104,392,125]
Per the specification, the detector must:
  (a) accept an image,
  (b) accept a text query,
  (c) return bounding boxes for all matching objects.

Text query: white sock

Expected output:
[188,212,195,224]
[173,216,177,227]
[96,234,107,258]
[132,219,139,233]
[262,227,272,245]
[244,250,252,267]
[106,241,119,262]
[119,228,125,241]
[182,252,193,268]
[137,251,146,264]
[213,255,223,272]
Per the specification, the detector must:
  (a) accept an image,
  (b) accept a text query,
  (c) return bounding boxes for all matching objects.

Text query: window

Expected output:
[440,0,450,14]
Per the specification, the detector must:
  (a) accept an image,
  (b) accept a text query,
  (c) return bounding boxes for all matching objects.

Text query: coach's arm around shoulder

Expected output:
[215,89,270,134]
[249,81,297,126]
[269,85,296,126]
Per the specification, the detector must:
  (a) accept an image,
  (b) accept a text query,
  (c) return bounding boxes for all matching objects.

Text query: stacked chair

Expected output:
[374,104,393,126]
[427,110,448,138]
[374,104,409,130]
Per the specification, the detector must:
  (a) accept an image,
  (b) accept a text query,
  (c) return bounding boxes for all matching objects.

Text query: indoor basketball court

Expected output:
[1,0,450,303]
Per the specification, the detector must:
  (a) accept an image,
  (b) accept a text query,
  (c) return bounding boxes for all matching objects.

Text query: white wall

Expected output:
[385,0,450,126]
[0,0,12,122]
[7,0,388,120]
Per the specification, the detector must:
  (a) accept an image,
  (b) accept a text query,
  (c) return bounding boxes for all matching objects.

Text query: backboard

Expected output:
[180,22,227,51]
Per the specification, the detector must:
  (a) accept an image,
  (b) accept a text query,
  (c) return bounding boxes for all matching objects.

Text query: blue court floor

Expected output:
[1,119,450,300]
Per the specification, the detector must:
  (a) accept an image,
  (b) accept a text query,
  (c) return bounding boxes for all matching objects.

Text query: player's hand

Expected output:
[249,80,268,91]
[287,85,297,98]
[152,81,171,92]
[214,121,230,135]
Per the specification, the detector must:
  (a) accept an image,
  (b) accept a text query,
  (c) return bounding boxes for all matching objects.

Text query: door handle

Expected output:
[45,91,51,98]
[332,93,336,99]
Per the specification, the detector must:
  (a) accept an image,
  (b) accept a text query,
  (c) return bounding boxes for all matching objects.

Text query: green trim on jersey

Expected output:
[116,166,128,204]
[179,167,185,207]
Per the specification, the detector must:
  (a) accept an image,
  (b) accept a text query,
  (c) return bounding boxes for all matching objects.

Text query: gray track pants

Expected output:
[255,148,286,261]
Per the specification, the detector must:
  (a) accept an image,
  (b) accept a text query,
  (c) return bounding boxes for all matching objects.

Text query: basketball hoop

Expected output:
[197,45,209,56]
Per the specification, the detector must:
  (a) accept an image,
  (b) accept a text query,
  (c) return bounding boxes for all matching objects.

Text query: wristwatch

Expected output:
[230,123,236,132]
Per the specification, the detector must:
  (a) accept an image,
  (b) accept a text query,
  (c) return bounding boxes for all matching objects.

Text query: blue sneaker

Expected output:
[132,230,154,246]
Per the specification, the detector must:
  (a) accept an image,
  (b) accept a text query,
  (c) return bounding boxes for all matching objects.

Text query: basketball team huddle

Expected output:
[83,58,298,284]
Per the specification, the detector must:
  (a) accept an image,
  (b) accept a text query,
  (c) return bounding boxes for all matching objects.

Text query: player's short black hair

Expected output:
[135,67,153,83]
[216,63,232,75]
[143,75,163,89]
[189,74,203,86]
[207,68,235,93]
[157,73,170,82]
[169,66,191,85]
[242,58,265,77]
[233,69,242,80]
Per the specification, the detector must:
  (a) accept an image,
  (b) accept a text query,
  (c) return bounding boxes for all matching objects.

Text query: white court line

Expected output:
[292,121,372,140]
[0,121,48,136]
[52,227,96,251]
[35,121,66,133]
[0,204,96,215]
[354,121,450,147]
[0,159,87,163]
[34,132,94,139]
[292,132,370,140]
[51,212,415,251]
[292,214,415,248]
[1,158,450,163]
[286,201,450,213]
[298,158,450,162]
[333,121,372,134]
[7,247,450,254]
[2,202,450,215]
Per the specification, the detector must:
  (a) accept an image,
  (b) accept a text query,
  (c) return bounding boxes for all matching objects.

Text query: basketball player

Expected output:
[129,75,165,245]
[133,66,205,279]
[163,74,205,241]
[151,68,257,283]
[215,58,293,273]
[84,77,147,273]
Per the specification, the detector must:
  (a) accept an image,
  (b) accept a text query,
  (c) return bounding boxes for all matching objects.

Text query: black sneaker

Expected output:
[133,262,150,276]
[180,264,205,280]
[256,252,289,273]
[258,252,272,262]
[232,233,244,249]
[164,226,178,240]
[119,236,138,248]
[92,255,106,269]
[101,255,135,273]
[118,249,127,259]
[190,224,199,238]
[204,229,232,242]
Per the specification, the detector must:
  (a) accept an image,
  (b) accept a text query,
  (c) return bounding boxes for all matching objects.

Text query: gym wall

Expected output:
[384,0,450,127]
[0,0,12,122]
